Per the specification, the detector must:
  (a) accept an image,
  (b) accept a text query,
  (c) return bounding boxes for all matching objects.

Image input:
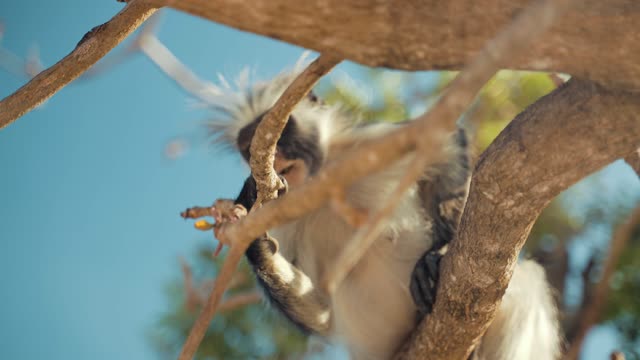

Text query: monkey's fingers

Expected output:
[213,242,224,257]
[210,207,222,223]
[181,206,215,219]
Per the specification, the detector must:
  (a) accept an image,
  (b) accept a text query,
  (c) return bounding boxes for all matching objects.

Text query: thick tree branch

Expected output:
[158,0,640,90]
[397,78,640,359]
[0,0,157,129]
[564,206,640,360]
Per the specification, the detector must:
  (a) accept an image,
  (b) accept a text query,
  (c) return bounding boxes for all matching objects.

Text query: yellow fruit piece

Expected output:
[194,219,215,231]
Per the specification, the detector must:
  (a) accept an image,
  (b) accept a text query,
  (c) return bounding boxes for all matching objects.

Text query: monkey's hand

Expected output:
[209,199,248,254]
[410,248,443,315]
[181,200,248,256]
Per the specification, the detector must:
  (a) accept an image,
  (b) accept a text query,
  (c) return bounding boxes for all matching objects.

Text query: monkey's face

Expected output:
[237,113,323,190]
[274,150,309,189]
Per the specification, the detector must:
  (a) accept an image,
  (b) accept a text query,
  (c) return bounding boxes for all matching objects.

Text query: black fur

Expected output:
[237,114,324,174]
[235,172,325,335]
[235,176,258,210]
[411,127,471,315]
[245,236,316,334]
[410,250,442,315]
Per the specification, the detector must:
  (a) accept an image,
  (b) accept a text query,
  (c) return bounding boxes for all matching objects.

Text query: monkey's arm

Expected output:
[245,236,332,335]
[234,176,332,335]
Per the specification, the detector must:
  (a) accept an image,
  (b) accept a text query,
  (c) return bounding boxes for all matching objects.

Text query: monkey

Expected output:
[204,65,561,360]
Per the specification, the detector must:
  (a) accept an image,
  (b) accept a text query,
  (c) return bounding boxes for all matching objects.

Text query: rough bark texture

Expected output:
[0,0,157,129]
[159,0,640,90]
[397,78,640,359]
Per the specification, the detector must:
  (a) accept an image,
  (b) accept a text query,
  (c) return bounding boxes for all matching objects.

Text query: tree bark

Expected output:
[159,0,640,90]
[397,78,640,359]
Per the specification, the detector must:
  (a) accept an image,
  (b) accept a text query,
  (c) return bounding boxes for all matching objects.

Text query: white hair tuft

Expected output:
[205,52,350,153]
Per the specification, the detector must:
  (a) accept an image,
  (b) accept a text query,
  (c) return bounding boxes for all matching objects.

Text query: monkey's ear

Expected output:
[307,91,323,105]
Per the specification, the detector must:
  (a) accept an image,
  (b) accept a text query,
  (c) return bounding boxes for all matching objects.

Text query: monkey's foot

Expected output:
[410,249,442,315]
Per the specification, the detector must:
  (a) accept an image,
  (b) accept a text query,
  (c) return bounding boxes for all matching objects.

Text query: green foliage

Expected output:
[606,221,640,352]
[471,71,556,150]
[148,243,307,359]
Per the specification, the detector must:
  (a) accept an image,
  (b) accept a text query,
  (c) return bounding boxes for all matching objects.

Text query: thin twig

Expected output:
[329,188,368,228]
[180,256,253,312]
[323,153,435,293]
[179,257,201,312]
[611,351,626,360]
[178,244,245,360]
[249,54,342,208]
[564,206,640,360]
[217,291,261,313]
[180,205,216,219]
[182,256,260,314]
[0,0,157,129]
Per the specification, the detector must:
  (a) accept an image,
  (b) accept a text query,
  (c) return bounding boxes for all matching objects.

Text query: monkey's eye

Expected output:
[279,164,295,176]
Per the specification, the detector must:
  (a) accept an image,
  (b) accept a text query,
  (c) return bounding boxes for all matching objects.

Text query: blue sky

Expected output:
[1,1,638,359]
[0,2,314,358]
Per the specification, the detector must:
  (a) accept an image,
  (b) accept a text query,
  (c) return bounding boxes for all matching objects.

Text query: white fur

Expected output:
[206,55,350,153]
[476,260,561,360]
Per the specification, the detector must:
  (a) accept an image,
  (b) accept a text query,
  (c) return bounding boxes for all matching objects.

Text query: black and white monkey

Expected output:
[205,64,561,360]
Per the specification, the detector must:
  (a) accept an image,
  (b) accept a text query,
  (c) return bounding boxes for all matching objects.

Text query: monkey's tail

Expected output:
[475,260,562,360]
